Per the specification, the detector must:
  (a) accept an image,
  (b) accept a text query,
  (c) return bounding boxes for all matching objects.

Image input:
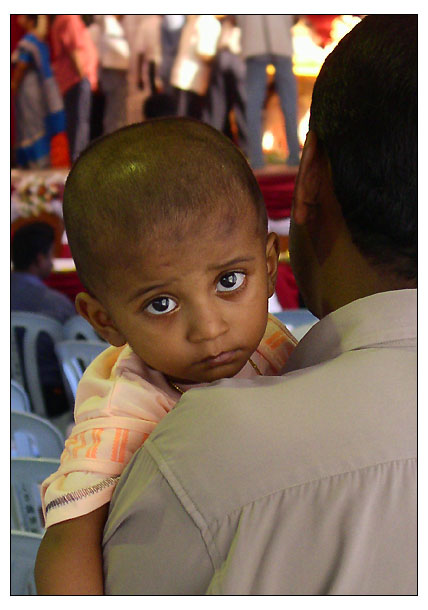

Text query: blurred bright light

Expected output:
[262,131,274,151]
[298,109,310,147]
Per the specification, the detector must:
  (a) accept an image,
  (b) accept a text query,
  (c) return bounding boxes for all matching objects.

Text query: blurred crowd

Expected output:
[11,14,350,173]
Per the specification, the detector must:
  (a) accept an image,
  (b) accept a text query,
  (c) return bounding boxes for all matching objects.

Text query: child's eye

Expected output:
[145,297,177,315]
[216,272,245,293]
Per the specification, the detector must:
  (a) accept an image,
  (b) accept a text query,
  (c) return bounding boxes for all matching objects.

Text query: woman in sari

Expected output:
[11,15,69,168]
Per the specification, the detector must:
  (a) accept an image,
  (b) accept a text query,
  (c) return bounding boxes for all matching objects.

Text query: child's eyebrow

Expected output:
[207,256,256,271]
[128,281,174,303]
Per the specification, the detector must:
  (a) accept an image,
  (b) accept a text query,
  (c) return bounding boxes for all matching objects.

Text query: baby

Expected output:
[35,118,297,594]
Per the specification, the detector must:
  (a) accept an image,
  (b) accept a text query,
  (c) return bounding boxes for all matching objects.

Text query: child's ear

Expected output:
[75,292,126,347]
[266,232,280,298]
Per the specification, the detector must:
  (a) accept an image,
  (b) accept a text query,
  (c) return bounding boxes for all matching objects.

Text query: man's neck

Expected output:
[318,234,416,317]
[15,267,43,280]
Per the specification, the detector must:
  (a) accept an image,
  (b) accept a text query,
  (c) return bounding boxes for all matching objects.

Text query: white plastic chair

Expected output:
[11,380,32,413]
[11,530,43,595]
[55,339,107,408]
[11,411,64,459]
[274,309,318,334]
[11,457,60,533]
[11,312,64,417]
[63,314,105,342]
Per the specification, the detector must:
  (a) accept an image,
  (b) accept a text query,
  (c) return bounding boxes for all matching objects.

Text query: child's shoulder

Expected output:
[81,343,132,381]
[265,313,299,344]
[86,344,163,386]
[255,314,298,374]
[74,343,176,422]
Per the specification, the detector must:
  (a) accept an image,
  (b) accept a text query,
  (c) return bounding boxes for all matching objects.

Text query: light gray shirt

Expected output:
[103,289,417,595]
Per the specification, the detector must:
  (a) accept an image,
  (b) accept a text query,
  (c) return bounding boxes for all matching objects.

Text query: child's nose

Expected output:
[186,304,229,344]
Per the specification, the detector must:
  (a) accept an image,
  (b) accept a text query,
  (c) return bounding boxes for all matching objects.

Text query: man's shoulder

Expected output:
[11,271,33,287]
[12,273,75,322]
[39,285,75,322]
[11,272,44,308]
[144,345,416,522]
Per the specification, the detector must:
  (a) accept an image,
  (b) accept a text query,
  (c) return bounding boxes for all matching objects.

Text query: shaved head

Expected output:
[63,118,267,297]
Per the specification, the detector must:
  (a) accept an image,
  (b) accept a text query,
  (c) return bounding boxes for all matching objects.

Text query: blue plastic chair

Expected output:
[63,315,106,342]
[55,339,107,408]
[11,457,60,533]
[274,309,318,333]
[11,380,32,413]
[11,311,64,417]
[11,530,43,595]
[11,411,64,459]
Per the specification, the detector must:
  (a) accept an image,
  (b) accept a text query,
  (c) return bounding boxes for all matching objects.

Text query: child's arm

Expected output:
[35,345,176,594]
[11,60,28,93]
[35,504,109,595]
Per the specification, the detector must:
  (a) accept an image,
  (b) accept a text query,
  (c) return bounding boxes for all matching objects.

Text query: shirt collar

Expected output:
[283,289,417,374]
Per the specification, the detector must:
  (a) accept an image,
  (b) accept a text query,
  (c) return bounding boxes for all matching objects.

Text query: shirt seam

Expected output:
[145,443,415,571]
[341,329,417,353]
[207,456,417,526]
[287,332,416,373]
[144,439,221,572]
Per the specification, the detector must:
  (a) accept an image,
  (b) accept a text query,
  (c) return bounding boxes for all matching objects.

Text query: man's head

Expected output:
[11,222,55,279]
[290,15,417,318]
[63,118,278,381]
[17,15,38,31]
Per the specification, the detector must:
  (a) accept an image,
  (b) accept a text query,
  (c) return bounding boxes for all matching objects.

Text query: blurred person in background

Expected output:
[11,222,75,417]
[86,15,105,141]
[134,15,162,98]
[50,14,98,161]
[11,15,69,168]
[237,15,300,171]
[159,15,185,97]
[206,15,247,154]
[122,15,161,125]
[94,15,130,135]
[170,15,221,121]
[142,92,177,119]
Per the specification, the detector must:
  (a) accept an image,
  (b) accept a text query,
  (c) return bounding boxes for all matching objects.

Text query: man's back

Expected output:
[104,289,416,595]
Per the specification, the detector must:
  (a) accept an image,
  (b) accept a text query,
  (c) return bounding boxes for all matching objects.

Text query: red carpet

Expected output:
[257,173,296,219]
[257,173,299,308]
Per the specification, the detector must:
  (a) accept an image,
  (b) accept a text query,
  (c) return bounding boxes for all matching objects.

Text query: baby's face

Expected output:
[103,212,278,384]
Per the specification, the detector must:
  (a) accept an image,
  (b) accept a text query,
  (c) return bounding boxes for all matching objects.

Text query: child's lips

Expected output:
[201,350,239,367]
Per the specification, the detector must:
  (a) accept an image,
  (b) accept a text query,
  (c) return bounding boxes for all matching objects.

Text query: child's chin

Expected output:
[204,363,246,383]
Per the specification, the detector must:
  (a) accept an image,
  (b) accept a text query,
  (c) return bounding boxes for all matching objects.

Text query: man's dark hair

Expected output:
[11,222,55,271]
[63,118,267,295]
[309,14,417,280]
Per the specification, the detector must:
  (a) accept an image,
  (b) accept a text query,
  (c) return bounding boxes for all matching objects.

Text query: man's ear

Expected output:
[266,232,280,298]
[75,292,126,347]
[292,130,323,226]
